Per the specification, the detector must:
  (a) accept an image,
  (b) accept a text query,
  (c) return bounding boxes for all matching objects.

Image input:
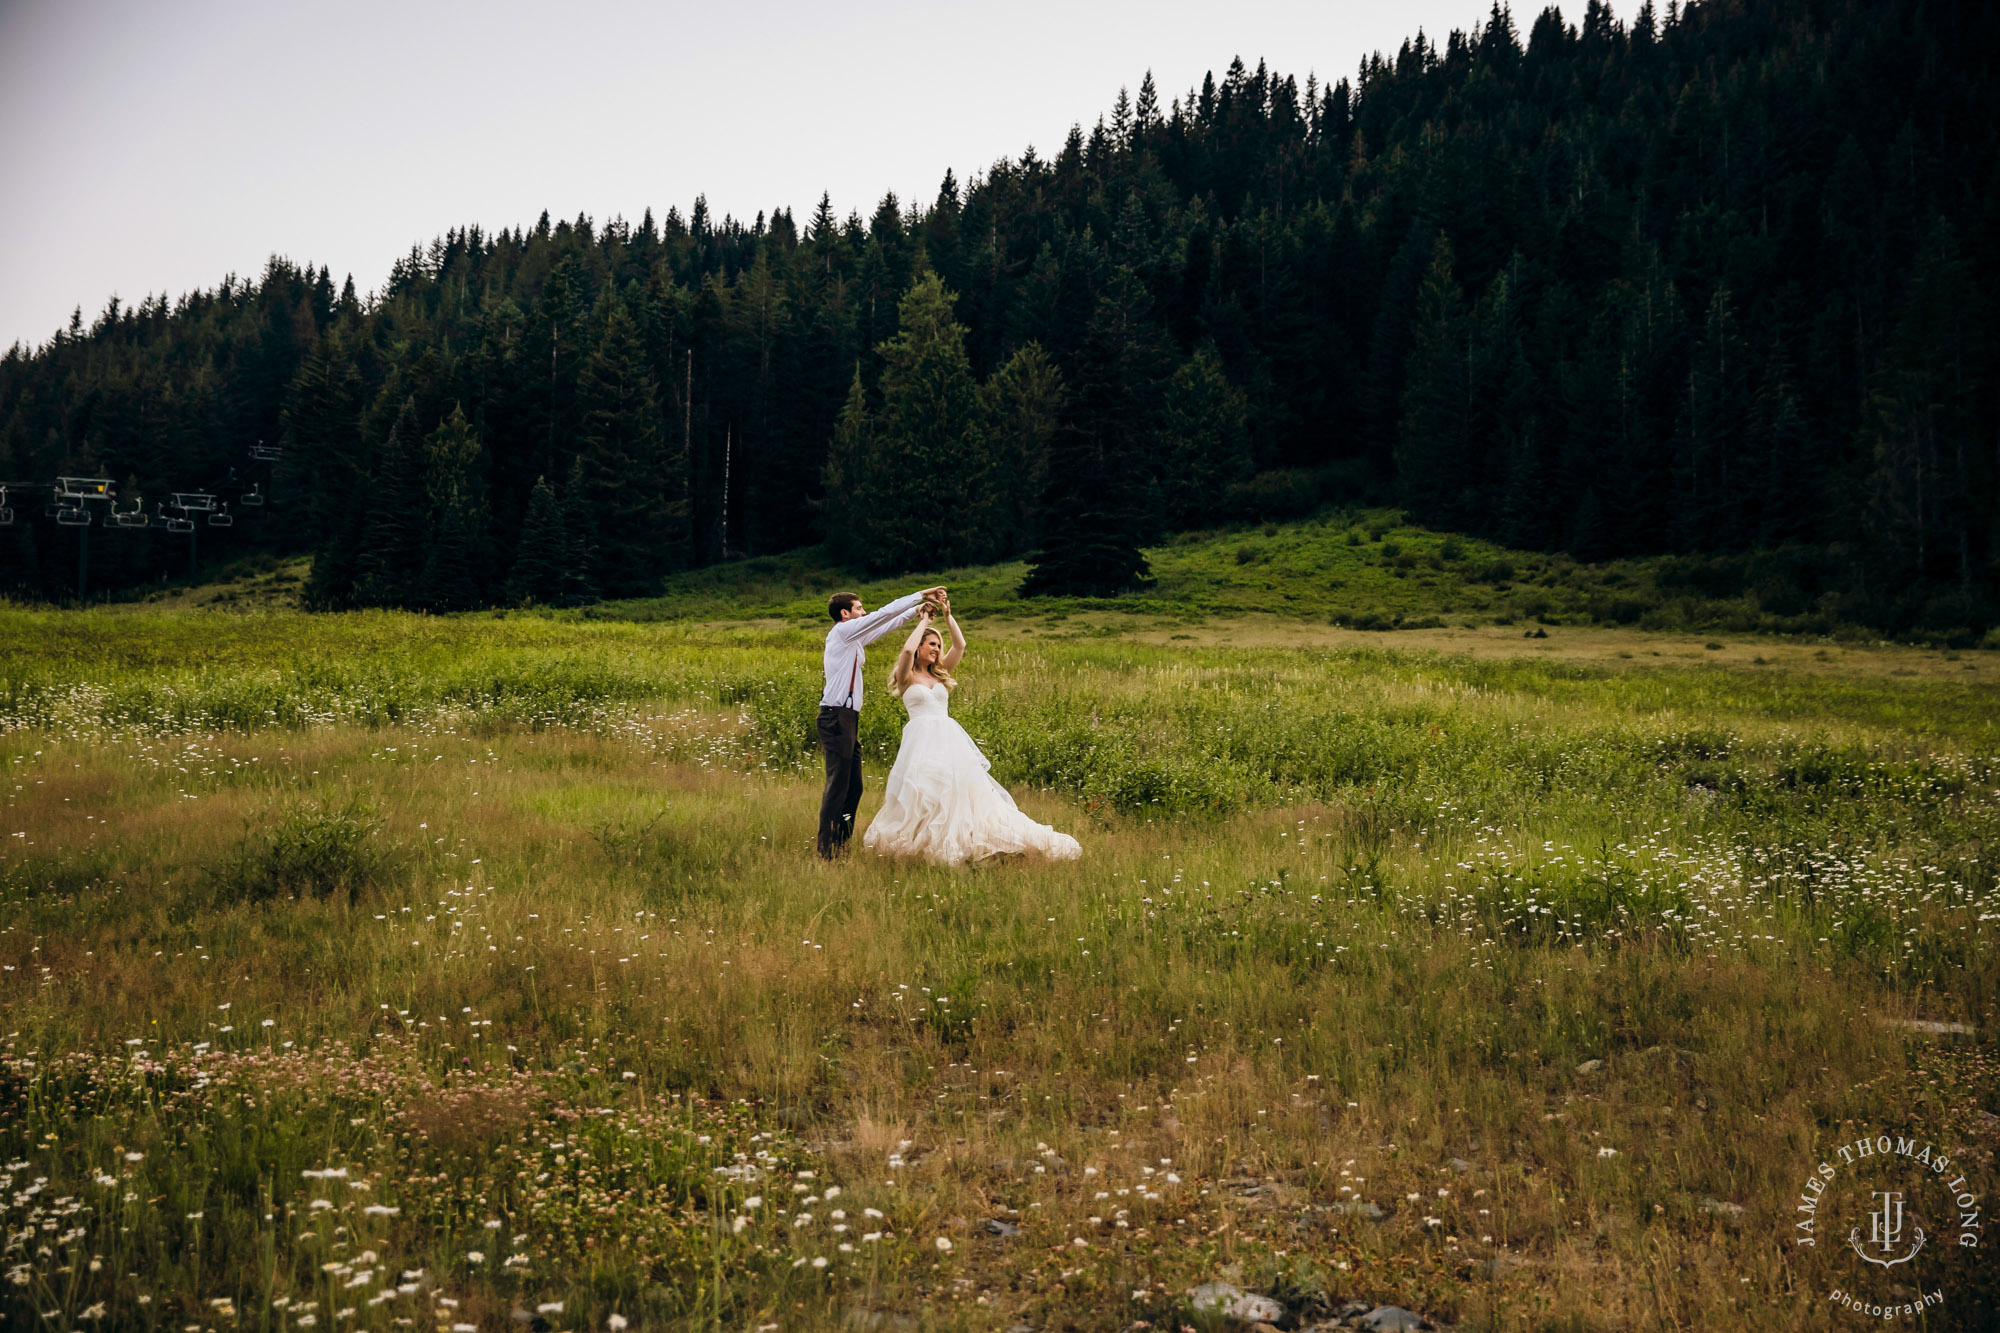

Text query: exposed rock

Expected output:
[1470,1253,1524,1277]
[983,1218,1022,1238]
[1187,1281,1284,1324]
[1575,1058,1604,1074]
[845,1308,920,1333]
[1637,1044,1696,1065]
[1360,1306,1433,1332]
[1698,1197,1745,1218]
[1328,1199,1385,1220]
[1447,1157,1479,1174]
[1879,1017,1977,1037]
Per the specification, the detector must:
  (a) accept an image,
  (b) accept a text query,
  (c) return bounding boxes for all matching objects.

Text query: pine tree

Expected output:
[852,274,999,573]
[1673,285,1750,549]
[574,292,681,597]
[1021,268,1163,593]
[506,475,567,605]
[1747,338,1816,546]
[418,404,490,612]
[1155,344,1251,530]
[821,367,876,569]
[1863,216,1982,605]
[558,456,598,605]
[287,330,368,607]
[353,399,429,607]
[1395,233,1473,529]
[1018,432,1152,597]
[978,343,1066,555]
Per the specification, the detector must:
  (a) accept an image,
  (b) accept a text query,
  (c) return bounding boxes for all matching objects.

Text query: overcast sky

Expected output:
[0,0,1639,352]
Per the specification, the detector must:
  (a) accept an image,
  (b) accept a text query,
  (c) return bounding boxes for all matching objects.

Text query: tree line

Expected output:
[2,0,1995,633]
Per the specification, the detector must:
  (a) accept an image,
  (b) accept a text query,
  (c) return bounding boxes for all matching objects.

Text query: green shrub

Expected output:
[1587,594,1652,625]
[210,797,383,903]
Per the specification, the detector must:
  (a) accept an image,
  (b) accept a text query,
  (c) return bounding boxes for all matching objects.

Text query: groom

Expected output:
[818,585,946,858]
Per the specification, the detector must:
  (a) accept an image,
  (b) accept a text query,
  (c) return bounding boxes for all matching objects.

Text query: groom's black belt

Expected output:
[819,704,858,716]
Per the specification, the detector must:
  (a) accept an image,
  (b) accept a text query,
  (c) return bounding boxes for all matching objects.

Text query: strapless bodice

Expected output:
[901,681,950,718]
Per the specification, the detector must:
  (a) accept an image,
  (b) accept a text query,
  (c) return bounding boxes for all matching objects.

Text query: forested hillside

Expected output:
[2,0,1995,634]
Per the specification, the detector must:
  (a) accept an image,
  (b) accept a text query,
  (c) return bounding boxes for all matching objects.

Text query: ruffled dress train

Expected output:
[863,682,1082,865]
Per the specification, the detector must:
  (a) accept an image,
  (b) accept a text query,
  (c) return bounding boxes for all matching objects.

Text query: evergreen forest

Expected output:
[1,0,1995,636]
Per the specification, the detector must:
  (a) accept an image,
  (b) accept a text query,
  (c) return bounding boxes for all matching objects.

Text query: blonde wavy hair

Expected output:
[889,624,957,697]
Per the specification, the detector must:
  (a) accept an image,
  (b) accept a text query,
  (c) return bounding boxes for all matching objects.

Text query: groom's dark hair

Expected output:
[828,592,861,621]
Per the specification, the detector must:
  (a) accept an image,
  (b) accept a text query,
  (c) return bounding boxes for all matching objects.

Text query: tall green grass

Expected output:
[0,605,1995,1329]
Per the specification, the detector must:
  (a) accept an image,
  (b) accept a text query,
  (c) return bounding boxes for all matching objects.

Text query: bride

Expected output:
[863,597,1082,865]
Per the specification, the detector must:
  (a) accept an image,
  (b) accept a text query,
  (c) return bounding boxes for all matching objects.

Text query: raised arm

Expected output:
[940,604,966,672]
[831,586,946,647]
[887,605,937,695]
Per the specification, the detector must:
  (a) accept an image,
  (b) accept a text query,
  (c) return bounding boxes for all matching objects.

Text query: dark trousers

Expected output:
[817,705,862,858]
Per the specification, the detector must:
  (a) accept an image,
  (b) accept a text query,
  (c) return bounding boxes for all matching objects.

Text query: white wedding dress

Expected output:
[863,681,1082,865]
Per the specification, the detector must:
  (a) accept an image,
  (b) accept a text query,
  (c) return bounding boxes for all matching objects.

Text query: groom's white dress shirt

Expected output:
[821,591,927,711]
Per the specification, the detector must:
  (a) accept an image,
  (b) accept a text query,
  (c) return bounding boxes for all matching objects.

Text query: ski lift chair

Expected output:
[0,487,12,526]
[54,504,92,527]
[54,477,112,501]
[208,504,233,528]
[240,482,265,507]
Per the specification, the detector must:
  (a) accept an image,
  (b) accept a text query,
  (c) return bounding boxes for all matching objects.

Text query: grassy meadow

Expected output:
[2,576,1998,1330]
[122,509,2000,651]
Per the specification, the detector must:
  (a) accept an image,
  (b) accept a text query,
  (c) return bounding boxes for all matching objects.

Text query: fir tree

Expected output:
[573,292,679,597]
[287,330,368,607]
[506,474,567,605]
[1863,216,1983,604]
[821,367,875,569]
[417,404,490,612]
[353,399,429,607]
[1155,344,1251,530]
[850,274,999,574]
[978,342,1066,555]
[1673,285,1750,549]
[1018,432,1152,597]
[1395,233,1473,529]
[558,456,598,605]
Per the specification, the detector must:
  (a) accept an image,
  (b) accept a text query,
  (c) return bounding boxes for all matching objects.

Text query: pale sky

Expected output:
[0,0,1639,352]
